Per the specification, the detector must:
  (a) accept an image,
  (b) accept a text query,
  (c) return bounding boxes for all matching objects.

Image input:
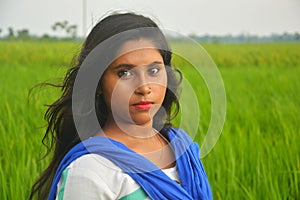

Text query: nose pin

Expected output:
[135,85,152,95]
[145,86,151,93]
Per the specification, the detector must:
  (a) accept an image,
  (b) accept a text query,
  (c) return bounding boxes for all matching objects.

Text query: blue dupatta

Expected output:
[48,128,212,200]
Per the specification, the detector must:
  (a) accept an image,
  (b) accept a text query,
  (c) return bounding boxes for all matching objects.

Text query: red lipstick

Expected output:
[133,101,153,110]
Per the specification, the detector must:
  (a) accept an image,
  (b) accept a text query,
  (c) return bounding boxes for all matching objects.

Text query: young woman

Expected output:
[29,12,212,200]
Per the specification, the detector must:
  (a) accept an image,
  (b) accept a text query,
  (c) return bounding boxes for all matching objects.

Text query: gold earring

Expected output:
[96,92,102,97]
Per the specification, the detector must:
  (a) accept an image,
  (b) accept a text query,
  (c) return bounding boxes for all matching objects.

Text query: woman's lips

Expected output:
[133,101,153,111]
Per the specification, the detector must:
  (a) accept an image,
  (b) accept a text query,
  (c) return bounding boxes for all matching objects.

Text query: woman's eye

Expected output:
[148,67,160,75]
[118,70,133,79]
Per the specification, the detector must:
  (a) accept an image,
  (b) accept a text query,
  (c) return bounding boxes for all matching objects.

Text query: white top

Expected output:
[55,154,181,200]
[162,164,181,184]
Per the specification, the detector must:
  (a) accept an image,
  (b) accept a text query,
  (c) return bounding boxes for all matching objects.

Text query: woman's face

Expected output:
[101,39,167,127]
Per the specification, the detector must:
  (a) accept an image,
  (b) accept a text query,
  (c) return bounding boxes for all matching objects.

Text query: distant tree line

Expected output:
[50,20,77,39]
[0,20,78,41]
[187,32,300,43]
[0,21,299,43]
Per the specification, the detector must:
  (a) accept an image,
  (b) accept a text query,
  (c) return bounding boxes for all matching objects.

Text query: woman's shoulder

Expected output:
[168,128,192,141]
[67,153,122,172]
[65,154,128,189]
[57,154,147,199]
[168,128,200,153]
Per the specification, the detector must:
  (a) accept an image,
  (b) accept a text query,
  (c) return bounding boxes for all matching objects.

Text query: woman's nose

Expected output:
[134,84,152,95]
[133,69,152,95]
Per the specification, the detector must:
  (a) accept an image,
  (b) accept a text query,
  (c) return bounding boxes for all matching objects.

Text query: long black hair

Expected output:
[29,12,182,200]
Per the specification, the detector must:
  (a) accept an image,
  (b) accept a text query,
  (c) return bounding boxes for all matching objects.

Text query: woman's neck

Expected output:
[98,118,176,169]
[102,116,155,139]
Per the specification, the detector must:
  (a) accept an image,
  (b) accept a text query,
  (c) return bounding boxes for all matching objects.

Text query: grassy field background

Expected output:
[0,41,299,199]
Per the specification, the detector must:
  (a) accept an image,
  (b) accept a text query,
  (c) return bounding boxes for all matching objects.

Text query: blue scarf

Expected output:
[48,128,212,199]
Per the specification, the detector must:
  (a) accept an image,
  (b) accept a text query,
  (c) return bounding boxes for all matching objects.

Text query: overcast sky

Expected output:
[1,0,299,37]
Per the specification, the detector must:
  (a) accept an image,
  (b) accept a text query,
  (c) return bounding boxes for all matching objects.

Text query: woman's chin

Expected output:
[131,114,153,127]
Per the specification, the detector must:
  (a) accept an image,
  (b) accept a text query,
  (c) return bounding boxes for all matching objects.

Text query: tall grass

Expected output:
[202,43,300,68]
[0,41,299,199]
[204,66,300,199]
[0,41,76,199]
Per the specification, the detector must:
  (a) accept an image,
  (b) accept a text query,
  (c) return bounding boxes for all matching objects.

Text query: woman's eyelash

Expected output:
[117,65,163,78]
[117,70,133,78]
[149,68,159,74]
[148,66,162,75]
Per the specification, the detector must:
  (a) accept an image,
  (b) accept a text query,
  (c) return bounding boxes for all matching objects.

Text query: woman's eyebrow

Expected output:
[110,63,135,70]
[147,61,164,67]
[111,61,163,70]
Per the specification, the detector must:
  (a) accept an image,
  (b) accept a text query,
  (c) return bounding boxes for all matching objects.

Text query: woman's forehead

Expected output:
[111,50,163,68]
[117,39,158,56]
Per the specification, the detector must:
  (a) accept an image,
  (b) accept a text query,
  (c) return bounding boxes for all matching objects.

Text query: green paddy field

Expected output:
[0,41,299,199]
